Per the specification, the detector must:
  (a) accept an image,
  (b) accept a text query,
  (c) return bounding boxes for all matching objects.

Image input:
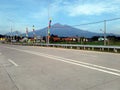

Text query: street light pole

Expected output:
[8,19,14,43]
[104,20,106,46]
[11,25,13,43]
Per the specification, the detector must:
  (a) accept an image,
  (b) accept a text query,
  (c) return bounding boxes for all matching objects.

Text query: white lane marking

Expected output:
[48,54,120,73]
[5,46,120,76]
[23,50,120,73]
[8,59,18,67]
[0,52,2,55]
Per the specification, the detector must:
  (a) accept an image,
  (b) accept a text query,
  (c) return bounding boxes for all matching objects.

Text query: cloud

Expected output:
[49,0,120,17]
[68,5,105,16]
[30,0,63,20]
[64,1,120,16]
[31,9,47,19]
[1,0,120,34]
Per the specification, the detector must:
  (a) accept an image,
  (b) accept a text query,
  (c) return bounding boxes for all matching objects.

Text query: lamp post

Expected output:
[7,19,14,43]
[11,25,13,42]
[104,20,107,46]
[100,21,107,46]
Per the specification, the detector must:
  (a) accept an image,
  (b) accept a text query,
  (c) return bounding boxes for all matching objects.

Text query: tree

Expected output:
[91,36,99,41]
[107,36,117,45]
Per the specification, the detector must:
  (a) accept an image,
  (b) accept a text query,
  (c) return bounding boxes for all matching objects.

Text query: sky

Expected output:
[0,0,120,34]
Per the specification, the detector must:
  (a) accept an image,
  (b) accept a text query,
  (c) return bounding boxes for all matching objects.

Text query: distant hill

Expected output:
[6,23,119,38]
[0,34,5,37]
[6,31,21,36]
[25,23,100,38]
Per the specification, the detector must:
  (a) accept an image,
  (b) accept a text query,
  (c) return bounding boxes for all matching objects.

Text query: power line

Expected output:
[106,17,120,21]
[73,21,104,26]
[72,17,120,26]
[51,17,120,29]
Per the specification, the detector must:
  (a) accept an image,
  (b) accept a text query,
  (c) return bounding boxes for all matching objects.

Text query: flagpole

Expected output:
[47,2,50,44]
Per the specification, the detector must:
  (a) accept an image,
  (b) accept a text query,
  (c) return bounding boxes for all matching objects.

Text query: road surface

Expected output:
[0,44,120,90]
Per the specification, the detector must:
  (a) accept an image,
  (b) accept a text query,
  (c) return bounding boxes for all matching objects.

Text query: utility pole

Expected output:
[11,25,12,43]
[8,19,14,43]
[104,20,107,46]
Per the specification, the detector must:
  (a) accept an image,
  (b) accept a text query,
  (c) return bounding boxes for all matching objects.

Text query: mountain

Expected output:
[49,23,100,37]
[26,23,98,38]
[6,31,21,36]
[0,34,4,37]
[24,23,120,38]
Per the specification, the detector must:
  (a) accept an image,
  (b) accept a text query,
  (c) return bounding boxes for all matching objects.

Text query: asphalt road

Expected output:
[0,44,120,90]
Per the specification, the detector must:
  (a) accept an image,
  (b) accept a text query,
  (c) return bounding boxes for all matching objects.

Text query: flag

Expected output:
[48,19,52,36]
[26,27,28,37]
[48,19,52,28]
[48,28,50,35]
[33,25,35,36]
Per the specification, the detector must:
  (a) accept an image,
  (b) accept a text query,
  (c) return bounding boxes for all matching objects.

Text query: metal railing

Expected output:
[6,42,120,53]
[19,43,120,53]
